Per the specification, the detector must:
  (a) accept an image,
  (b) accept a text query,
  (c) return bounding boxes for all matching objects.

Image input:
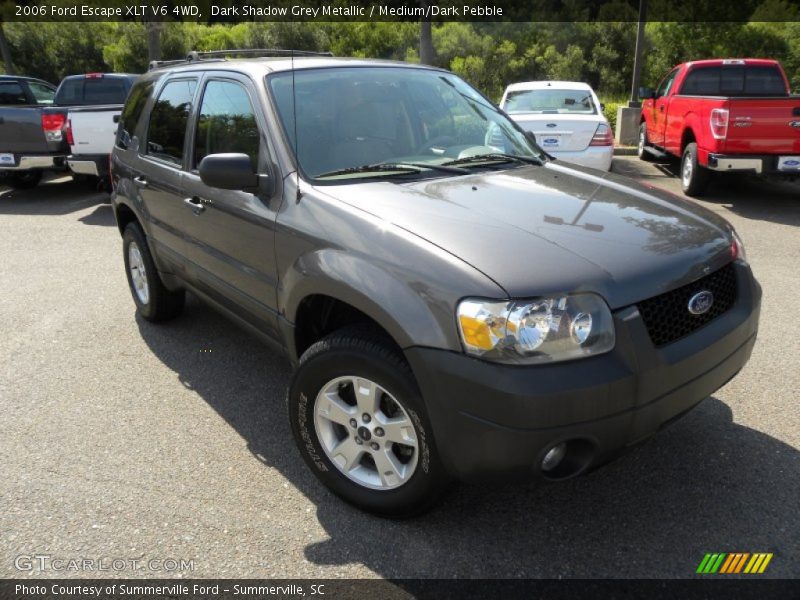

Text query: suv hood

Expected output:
[314,161,735,308]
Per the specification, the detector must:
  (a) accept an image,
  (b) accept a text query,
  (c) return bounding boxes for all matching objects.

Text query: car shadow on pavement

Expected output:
[78,203,115,226]
[613,157,800,228]
[136,294,799,578]
[0,177,107,216]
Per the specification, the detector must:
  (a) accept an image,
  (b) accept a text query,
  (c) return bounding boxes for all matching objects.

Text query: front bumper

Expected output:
[405,261,761,482]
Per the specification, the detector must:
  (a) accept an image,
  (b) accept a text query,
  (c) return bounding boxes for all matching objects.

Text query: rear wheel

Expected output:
[637,123,656,162]
[5,171,42,190]
[288,326,449,517]
[681,142,710,197]
[122,223,185,321]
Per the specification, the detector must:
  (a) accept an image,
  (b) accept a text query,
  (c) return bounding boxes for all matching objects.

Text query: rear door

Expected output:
[181,73,282,339]
[136,77,198,270]
[650,67,679,146]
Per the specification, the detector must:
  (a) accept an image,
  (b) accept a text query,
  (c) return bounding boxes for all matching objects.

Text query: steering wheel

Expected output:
[414,135,457,155]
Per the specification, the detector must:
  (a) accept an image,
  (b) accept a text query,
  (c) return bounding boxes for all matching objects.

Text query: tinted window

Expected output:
[194,80,260,168]
[28,82,55,104]
[656,68,679,97]
[146,79,196,166]
[681,66,787,96]
[0,81,28,105]
[54,76,133,106]
[116,80,154,150]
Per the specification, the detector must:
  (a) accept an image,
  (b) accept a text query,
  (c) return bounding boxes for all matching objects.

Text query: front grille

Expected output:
[637,262,738,347]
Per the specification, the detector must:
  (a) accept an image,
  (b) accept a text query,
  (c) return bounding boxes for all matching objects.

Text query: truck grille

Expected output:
[637,263,738,347]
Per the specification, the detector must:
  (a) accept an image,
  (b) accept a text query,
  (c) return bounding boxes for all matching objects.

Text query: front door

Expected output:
[181,74,282,341]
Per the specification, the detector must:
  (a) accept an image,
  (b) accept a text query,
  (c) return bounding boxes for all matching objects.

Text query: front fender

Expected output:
[281,248,461,358]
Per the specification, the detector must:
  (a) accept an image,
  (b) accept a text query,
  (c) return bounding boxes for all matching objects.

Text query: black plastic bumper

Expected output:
[404,261,761,483]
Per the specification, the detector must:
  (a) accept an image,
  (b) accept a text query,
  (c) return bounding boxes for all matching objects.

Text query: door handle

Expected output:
[133,176,148,188]
[658,105,665,112]
[183,196,206,214]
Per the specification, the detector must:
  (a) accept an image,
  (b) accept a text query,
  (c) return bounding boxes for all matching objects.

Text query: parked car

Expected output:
[111,51,760,516]
[499,81,614,171]
[638,58,800,196]
[61,73,138,188]
[0,75,60,189]
[0,73,136,190]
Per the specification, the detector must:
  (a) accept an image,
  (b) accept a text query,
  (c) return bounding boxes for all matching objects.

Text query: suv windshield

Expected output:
[268,67,543,181]
[504,89,598,114]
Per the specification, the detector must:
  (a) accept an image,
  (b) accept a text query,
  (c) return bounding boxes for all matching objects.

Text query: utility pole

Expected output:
[629,0,648,107]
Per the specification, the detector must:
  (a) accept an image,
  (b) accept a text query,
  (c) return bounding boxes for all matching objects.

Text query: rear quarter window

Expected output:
[116,80,154,150]
[145,79,197,166]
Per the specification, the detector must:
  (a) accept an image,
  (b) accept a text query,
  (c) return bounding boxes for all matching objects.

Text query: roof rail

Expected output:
[148,48,333,71]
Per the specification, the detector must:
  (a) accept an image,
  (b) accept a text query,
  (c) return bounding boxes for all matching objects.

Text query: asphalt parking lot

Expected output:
[1,156,798,580]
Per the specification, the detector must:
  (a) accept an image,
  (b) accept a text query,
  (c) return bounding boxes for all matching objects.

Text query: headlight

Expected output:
[731,229,747,264]
[457,293,615,364]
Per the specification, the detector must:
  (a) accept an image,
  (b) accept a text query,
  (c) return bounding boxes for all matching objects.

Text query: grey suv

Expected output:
[111,50,761,516]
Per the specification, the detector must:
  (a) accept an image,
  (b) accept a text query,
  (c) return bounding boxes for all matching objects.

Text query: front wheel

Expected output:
[681,142,710,197]
[288,327,449,517]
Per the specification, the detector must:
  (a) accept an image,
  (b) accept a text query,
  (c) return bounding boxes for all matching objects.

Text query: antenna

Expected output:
[291,50,301,202]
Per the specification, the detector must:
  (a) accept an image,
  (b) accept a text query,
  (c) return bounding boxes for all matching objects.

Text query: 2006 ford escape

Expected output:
[111,50,761,516]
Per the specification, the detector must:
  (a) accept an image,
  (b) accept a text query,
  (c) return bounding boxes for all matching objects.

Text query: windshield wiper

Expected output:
[443,153,543,167]
[315,161,470,179]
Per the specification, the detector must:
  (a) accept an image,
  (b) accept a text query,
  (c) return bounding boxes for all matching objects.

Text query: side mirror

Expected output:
[639,87,656,100]
[525,130,537,145]
[113,114,120,124]
[198,153,268,194]
[600,102,606,111]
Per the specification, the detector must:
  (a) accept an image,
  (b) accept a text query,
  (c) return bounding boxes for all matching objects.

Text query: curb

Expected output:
[613,146,638,156]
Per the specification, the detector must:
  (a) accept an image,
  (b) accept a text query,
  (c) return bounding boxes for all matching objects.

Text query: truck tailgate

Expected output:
[723,97,800,154]
[68,105,122,155]
[0,107,49,153]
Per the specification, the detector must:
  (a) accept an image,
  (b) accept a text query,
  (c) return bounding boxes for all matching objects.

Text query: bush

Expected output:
[600,98,625,135]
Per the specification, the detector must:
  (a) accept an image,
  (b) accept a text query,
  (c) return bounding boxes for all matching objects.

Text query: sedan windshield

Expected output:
[504,89,598,115]
[268,66,544,181]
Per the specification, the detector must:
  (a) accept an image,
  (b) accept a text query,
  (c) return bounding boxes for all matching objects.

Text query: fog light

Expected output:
[541,443,567,472]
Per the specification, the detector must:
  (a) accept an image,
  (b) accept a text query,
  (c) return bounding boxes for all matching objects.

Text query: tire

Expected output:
[122,222,185,322]
[637,123,656,162]
[6,171,42,190]
[288,326,449,517]
[680,142,710,197]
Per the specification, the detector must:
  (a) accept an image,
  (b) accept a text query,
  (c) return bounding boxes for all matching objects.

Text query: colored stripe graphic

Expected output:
[699,552,773,574]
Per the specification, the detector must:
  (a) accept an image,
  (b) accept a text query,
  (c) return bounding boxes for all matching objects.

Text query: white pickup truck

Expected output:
[62,73,138,188]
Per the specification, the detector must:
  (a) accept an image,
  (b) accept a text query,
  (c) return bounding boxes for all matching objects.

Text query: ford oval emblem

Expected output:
[688,290,714,315]
[785,159,800,167]
[543,138,559,144]
[546,123,557,128]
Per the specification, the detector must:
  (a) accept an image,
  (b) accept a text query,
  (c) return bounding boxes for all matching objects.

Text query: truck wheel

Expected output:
[122,223,185,322]
[681,142,710,197]
[637,124,656,162]
[6,171,42,190]
[288,326,449,517]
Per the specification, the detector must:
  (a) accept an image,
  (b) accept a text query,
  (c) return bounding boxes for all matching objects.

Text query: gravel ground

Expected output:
[1,159,798,580]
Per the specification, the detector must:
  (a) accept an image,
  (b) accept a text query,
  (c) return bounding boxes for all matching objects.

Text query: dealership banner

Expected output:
[3,579,800,599]
[6,0,800,22]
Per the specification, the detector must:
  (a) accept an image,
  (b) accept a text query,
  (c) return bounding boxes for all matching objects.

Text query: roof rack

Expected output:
[148,48,334,71]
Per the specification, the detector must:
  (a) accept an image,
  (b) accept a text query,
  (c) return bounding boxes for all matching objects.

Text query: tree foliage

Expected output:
[2,19,798,99]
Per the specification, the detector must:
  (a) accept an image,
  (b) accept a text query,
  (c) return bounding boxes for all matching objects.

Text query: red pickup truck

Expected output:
[637,58,800,196]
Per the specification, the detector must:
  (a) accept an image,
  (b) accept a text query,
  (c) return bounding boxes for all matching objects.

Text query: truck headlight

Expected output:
[457,294,615,364]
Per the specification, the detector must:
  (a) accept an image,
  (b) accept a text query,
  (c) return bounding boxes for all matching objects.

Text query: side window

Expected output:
[116,80,154,150]
[656,69,679,97]
[145,79,196,166]
[27,82,56,105]
[194,80,260,169]
[0,81,28,105]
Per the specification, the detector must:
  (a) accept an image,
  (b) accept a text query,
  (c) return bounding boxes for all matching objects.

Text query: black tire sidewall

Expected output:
[7,171,42,189]
[289,339,446,517]
[681,142,708,195]
[122,224,158,320]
